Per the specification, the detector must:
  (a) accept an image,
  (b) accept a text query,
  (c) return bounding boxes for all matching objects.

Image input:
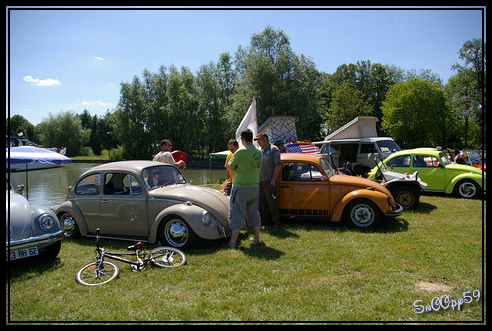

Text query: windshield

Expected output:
[376,140,401,154]
[142,165,186,190]
[439,152,452,166]
[319,157,335,177]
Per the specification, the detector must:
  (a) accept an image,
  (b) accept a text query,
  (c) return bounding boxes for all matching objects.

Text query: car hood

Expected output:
[6,192,33,242]
[445,163,483,175]
[150,185,230,226]
[330,174,393,197]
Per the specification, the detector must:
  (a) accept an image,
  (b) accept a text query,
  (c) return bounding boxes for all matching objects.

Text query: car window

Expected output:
[75,174,101,195]
[282,162,324,181]
[142,165,186,190]
[413,155,440,168]
[104,173,142,195]
[360,143,376,154]
[376,140,401,153]
[320,144,338,154]
[387,155,410,168]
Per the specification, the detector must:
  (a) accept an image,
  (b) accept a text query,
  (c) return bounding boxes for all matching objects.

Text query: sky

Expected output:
[6,6,485,126]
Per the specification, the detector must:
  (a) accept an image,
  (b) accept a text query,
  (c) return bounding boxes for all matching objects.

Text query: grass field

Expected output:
[6,193,485,324]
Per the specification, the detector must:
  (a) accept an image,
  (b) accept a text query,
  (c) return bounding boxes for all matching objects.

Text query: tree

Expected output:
[233,26,323,139]
[323,83,373,134]
[450,38,486,148]
[6,115,37,142]
[381,79,449,148]
[36,111,90,156]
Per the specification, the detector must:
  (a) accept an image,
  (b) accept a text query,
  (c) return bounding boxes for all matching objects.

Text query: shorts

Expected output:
[229,186,261,230]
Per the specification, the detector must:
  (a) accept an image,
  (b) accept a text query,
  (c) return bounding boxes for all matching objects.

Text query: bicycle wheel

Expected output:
[150,247,187,268]
[75,261,120,286]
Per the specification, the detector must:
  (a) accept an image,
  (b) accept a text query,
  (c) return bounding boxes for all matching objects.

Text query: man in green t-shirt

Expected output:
[225,129,263,248]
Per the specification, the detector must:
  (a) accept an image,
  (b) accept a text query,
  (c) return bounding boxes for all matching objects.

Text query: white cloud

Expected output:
[95,57,104,61]
[81,100,110,107]
[23,75,61,86]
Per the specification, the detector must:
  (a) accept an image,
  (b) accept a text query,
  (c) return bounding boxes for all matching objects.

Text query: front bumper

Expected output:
[6,231,64,252]
[385,204,404,217]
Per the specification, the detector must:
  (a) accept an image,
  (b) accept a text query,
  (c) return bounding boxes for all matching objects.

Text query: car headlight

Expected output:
[201,211,212,226]
[38,214,55,231]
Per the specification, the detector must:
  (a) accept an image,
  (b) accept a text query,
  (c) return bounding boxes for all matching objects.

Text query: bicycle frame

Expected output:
[94,230,148,271]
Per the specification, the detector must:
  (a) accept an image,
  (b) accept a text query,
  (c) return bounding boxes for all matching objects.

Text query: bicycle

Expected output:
[75,228,187,286]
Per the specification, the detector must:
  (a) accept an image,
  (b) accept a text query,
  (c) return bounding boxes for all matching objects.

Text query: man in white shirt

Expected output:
[153,139,186,169]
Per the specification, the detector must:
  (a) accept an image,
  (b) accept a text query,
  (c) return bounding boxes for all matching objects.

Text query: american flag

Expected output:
[284,142,321,155]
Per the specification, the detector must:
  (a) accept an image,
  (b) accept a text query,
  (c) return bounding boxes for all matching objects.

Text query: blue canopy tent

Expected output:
[6,146,72,199]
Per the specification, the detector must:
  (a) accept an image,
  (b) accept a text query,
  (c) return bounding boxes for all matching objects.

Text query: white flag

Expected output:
[235,98,258,148]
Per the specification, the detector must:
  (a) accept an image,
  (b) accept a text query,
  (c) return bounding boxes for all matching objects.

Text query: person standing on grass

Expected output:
[255,134,282,231]
[220,139,239,196]
[225,129,263,248]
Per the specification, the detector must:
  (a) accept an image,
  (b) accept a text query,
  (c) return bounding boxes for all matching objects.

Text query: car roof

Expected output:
[280,153,324,162]
[81,160,174,176]
[390,148,442,157]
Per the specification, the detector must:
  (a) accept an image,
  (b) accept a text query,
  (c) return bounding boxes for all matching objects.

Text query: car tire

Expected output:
[391,186,420,209]
[158,216,198,249]
[345,199,381,228]
[58,213,80,238]
[454,179,481,199]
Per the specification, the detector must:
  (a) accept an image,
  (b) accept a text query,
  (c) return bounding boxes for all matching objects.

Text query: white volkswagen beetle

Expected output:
[6,178,64,261]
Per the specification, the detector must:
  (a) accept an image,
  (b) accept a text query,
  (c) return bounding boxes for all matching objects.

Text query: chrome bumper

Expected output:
[385,204,404,217]
[6,231,64,252]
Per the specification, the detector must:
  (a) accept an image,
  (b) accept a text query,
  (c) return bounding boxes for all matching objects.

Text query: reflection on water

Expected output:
[7,163,225,208]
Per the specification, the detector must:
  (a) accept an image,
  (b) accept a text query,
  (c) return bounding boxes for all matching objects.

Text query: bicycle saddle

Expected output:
[127,242,143,251]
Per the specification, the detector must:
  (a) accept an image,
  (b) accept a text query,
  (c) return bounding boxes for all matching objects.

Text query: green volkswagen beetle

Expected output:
[368,148,485,199]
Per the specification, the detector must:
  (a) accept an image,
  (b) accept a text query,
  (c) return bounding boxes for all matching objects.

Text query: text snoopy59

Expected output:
[413,290,481,313]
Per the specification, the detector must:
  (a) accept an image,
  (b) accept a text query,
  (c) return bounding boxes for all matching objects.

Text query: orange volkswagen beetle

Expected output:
[277,153,403,228]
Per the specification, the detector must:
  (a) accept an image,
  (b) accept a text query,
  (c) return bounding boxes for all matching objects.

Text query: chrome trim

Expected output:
[6,231,64,252]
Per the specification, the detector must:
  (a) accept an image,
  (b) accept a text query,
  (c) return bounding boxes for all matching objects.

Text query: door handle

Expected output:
[101,199,110,203]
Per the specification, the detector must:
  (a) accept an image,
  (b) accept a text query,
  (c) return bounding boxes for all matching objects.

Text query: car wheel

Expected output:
[391,186,419,209]
[58,213,80,238]
[158,216,197,249]
[454,179,481,199]
[345,199,381,228]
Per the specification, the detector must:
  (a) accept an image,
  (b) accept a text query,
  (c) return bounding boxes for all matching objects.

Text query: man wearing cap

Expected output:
[255,133,282,231]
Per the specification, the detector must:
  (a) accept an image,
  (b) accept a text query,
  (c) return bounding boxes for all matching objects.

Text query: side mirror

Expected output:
[16,184,24,195]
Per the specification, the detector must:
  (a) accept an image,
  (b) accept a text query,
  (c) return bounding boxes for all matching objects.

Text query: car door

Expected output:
[98,171,148,237]
[72,172,102,234]
[411,155,446,191]
[277,161,330,218]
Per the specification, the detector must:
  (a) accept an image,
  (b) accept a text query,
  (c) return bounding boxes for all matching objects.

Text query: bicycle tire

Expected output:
[150,247,187,268]
[75,261,120,286]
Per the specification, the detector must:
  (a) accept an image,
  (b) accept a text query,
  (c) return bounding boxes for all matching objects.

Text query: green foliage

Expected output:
[36,111,90,156]
[381,79,449,148]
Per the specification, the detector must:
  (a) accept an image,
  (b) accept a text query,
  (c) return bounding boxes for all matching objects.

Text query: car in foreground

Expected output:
[277,153,403,228]
[56,161,230,249]
[368,148,485,199]
[6,178,63,261]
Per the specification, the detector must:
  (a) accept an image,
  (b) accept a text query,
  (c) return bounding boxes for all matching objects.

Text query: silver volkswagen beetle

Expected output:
[56,161,230,249]
[7,178,64,261]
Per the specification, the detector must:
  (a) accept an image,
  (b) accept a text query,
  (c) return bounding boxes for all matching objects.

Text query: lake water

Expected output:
[8,163,225,208]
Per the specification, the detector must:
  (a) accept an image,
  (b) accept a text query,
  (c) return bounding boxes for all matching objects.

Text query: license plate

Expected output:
[6,247,39,261]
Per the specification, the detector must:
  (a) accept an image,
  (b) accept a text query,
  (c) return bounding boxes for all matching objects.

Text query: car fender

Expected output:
[149,203,226,244]
[56,201,89,236]
[445,173,483,194]
[331,189,392,223]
